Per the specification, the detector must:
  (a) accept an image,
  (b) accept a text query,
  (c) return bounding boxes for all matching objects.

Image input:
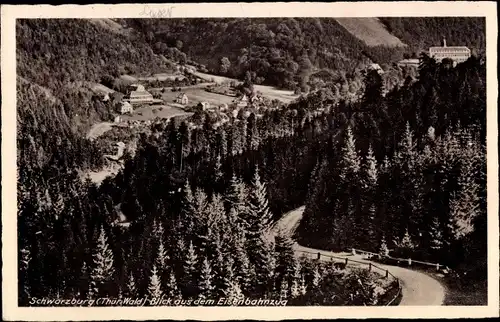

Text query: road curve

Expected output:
[271,206,446,306]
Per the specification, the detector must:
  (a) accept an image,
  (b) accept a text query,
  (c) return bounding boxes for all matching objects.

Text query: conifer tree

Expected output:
[126,272,137,297]
[226,174,248,226]
[299,274,307,296]
[90,226,115,298]
[220,256,236,296]
[165,270,182,301]
[184,241,198,279]
[198,257,215,299]
[279,279,289,301]
[226,280,244,303]
[429,217,444,252]
[340,126,361,179]
[182,180,196,235]
[152,219,164,241]
[19,246,31,302]
[274,230,296,282]
[148,265,163,300]
[311,266,321,289]
[379,235,389,257]
[247,166,273,235]
[233,226,252,292]
[156,240,169,271]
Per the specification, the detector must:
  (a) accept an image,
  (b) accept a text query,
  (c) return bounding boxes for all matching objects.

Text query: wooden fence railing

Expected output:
[295,249,402,306]
[351,248,449,272]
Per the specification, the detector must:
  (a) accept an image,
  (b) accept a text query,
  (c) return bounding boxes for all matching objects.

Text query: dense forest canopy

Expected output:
[17,17,487,306]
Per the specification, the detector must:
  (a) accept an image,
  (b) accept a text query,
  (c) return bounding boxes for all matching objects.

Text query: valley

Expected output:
[16,16,487,308]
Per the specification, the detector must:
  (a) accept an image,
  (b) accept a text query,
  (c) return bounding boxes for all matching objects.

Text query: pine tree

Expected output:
[379,235,389,257]
[152,219,164,241]
[165,271,182,301]
[274,230,296,282]
[364,145,378,188]
[148,265,163,300]
[340,126,361,179]
[279,279,289,301]
[233,226,252,292]
[184,241,198,280]
[198,258,215,299]
[290,261,302,299]
[156,240,169,271]
[247,166,273,235]
[90,226,115,298]
[221,256,236,296]
[400,229,415,253]
[311,266,321,289]
[429,217,444,252]
[126,272,137,297]
[19,246,31,302]
[226,280,244,303]
[299,274,307,296]
[226,174,248,226]
[182,180,196,235]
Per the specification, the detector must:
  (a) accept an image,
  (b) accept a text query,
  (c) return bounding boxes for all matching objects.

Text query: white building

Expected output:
[429,38,471,65]
[118,101,133,114]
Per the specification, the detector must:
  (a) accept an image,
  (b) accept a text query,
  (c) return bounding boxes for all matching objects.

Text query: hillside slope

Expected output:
[379,17,486,56]
[335,18,407,47]
[16,19,175,173]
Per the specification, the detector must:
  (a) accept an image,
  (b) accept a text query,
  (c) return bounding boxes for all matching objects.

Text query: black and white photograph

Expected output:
[1,2,498,320]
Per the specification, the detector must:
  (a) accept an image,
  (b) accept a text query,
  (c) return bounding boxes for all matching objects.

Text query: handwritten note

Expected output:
[139,5,175,18]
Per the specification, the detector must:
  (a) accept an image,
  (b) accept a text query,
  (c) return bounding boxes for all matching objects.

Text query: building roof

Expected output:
[130,90,153,98]
[429,46,470,52]
[177,93,187,98]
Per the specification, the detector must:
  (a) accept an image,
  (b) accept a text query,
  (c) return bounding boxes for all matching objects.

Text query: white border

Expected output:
[1,2,499,320]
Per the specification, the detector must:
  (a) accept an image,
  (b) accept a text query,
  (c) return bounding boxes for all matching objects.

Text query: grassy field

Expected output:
[335,18,407,47]
[121,105,192,122]
[193,71,299,103]
[138,73,187,82]
[155,86,236,107]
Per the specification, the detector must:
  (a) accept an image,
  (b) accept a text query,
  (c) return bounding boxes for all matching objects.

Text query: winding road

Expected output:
[271,206,446,306]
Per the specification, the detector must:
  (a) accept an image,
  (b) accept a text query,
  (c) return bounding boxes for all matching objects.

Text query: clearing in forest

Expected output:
[335,18,407,47]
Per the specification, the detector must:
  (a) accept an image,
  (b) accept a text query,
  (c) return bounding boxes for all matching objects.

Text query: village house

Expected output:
[125,84,154,106]
[111,204,131,228]
[175,93,189,105]
[235,94,249,108]
[102,93,110,102]
[429,38,471,65]
[219,103,229,111]
[367,63,384,75]
[118,101,133,114]
[397,58,420,68]
[197,101,211,111]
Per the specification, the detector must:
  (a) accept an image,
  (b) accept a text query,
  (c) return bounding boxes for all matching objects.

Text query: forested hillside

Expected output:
[125,18,376,91]
[125,17,485,91]
[297,56,486,277]
[16,19,178,175]
[379,17,486,57]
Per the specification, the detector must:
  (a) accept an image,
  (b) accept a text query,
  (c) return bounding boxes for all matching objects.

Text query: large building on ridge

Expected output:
[429,38,471,65]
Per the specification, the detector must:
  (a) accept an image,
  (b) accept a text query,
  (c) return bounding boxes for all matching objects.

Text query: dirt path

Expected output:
[272,207,446,306]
